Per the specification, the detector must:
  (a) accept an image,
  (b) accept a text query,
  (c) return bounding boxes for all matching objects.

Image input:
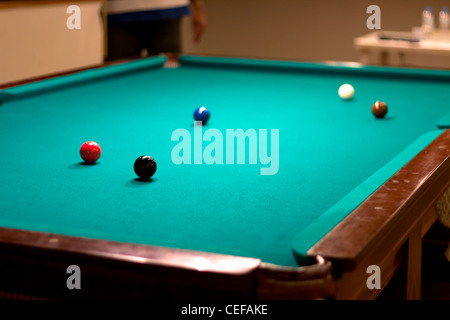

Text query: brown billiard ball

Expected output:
[372,101,388,118]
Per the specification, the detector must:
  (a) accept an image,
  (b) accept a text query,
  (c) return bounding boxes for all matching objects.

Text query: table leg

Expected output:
[359,50,370,65]
[379,51,388,66]
[407,222,422,300]
[399,52,406,67]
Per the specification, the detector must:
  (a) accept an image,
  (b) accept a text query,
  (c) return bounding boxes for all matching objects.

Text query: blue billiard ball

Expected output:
[193,106,210,124]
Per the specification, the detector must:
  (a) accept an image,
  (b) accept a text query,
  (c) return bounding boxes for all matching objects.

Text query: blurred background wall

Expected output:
[0,1,104,85]
[1,0,449,86]
[182,0,450,68]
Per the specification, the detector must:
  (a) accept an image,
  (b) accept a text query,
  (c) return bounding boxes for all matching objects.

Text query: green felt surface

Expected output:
[0,56,449,267]
[438,111,450,129]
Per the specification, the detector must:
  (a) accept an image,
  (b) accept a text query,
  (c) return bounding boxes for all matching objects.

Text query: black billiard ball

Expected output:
[193,106,210,124]
[134,155,157,180]
[372,101,388,118]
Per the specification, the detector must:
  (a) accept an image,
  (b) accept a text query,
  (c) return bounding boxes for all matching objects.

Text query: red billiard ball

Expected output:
[80,141,101,163]
[372,101,388,118]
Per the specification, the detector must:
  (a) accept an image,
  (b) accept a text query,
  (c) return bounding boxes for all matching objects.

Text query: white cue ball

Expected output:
[338,84,354,100]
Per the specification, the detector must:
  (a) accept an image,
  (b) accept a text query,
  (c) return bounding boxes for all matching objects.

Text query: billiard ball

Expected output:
[134,155,157,180]
[338,84,354,100]
[193,106,210,124]
[372,101,388,118]
[80,141,101,163]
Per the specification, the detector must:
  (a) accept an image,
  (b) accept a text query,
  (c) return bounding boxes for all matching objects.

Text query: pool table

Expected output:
[0,56,449,300]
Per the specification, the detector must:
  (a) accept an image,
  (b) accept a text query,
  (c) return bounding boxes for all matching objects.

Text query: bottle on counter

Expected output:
[422,6,435,34]
[439,6,449,30]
